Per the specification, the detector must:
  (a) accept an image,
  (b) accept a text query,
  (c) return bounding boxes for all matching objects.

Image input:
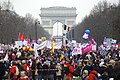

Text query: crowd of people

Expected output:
[0,43,120,80]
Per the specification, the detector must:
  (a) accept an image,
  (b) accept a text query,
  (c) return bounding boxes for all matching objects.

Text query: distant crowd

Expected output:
[0,44,120,80]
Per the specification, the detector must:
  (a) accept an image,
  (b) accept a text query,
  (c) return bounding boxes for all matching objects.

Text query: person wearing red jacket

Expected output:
[8,61,19,80]
[64,60,74,80]
[88,70,98,80]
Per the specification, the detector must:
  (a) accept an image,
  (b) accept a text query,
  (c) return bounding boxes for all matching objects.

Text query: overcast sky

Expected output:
[1,0,119,24]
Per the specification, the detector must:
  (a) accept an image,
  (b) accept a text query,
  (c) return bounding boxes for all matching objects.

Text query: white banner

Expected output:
[46,40,52,49]
[34,41,47,51]
[54,41,62,49]
[15,41,23,49]
[34,40,62,50]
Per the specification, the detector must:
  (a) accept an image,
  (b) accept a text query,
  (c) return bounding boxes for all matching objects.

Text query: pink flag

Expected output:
[82,43,93,54]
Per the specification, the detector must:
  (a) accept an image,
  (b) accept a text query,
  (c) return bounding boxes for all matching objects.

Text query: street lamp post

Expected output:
[35,22,37,43]
[35,21,40,43]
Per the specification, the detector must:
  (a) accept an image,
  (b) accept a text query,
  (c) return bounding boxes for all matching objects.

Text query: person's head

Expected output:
[100,59,104,63]
[22,60,26,64]
[16,60,21,65]
[83,70,88,76]
[88,60,93,65]
[78,62,82,67]
[12,61,16,65]
[43,61,47,65]
[109,59,115,66]
[20,71,26,77]
[65,59,70,64]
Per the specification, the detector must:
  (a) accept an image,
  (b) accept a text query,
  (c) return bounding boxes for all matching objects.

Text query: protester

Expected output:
[88,69,101,80]
[113,62,120,80]
[8,61,19,80]
[0,59,6,79]
[42,61,49,80]
[64,59,74,80]
[31,59,36,80]
[56,62,62,80]
[0,38,120,80]
[37,60,42,80]
[18,71,30,80]
[81,70,89,80]
[49,61,56,80]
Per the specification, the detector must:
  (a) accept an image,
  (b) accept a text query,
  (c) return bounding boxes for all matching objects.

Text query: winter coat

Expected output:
[64,63,74,79]
[88,70,97,80]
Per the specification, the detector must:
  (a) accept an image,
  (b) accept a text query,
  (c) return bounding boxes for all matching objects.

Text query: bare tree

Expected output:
[2,0,14,11]
[74,0,120,44]
[0,1,50,44]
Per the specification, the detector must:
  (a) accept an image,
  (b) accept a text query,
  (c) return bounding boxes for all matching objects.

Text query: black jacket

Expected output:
[42,64,49,75]
[0,61,6,78]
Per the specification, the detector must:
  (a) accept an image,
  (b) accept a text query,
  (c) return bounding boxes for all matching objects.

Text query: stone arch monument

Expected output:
[39,6,77,35]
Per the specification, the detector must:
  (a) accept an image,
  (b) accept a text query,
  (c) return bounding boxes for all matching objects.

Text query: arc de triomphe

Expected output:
[39,7,77,35]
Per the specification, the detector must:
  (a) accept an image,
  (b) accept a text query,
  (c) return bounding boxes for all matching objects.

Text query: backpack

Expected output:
[64,64,70,75]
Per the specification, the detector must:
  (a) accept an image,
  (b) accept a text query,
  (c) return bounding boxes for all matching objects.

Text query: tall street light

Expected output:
[35,21,40,43]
